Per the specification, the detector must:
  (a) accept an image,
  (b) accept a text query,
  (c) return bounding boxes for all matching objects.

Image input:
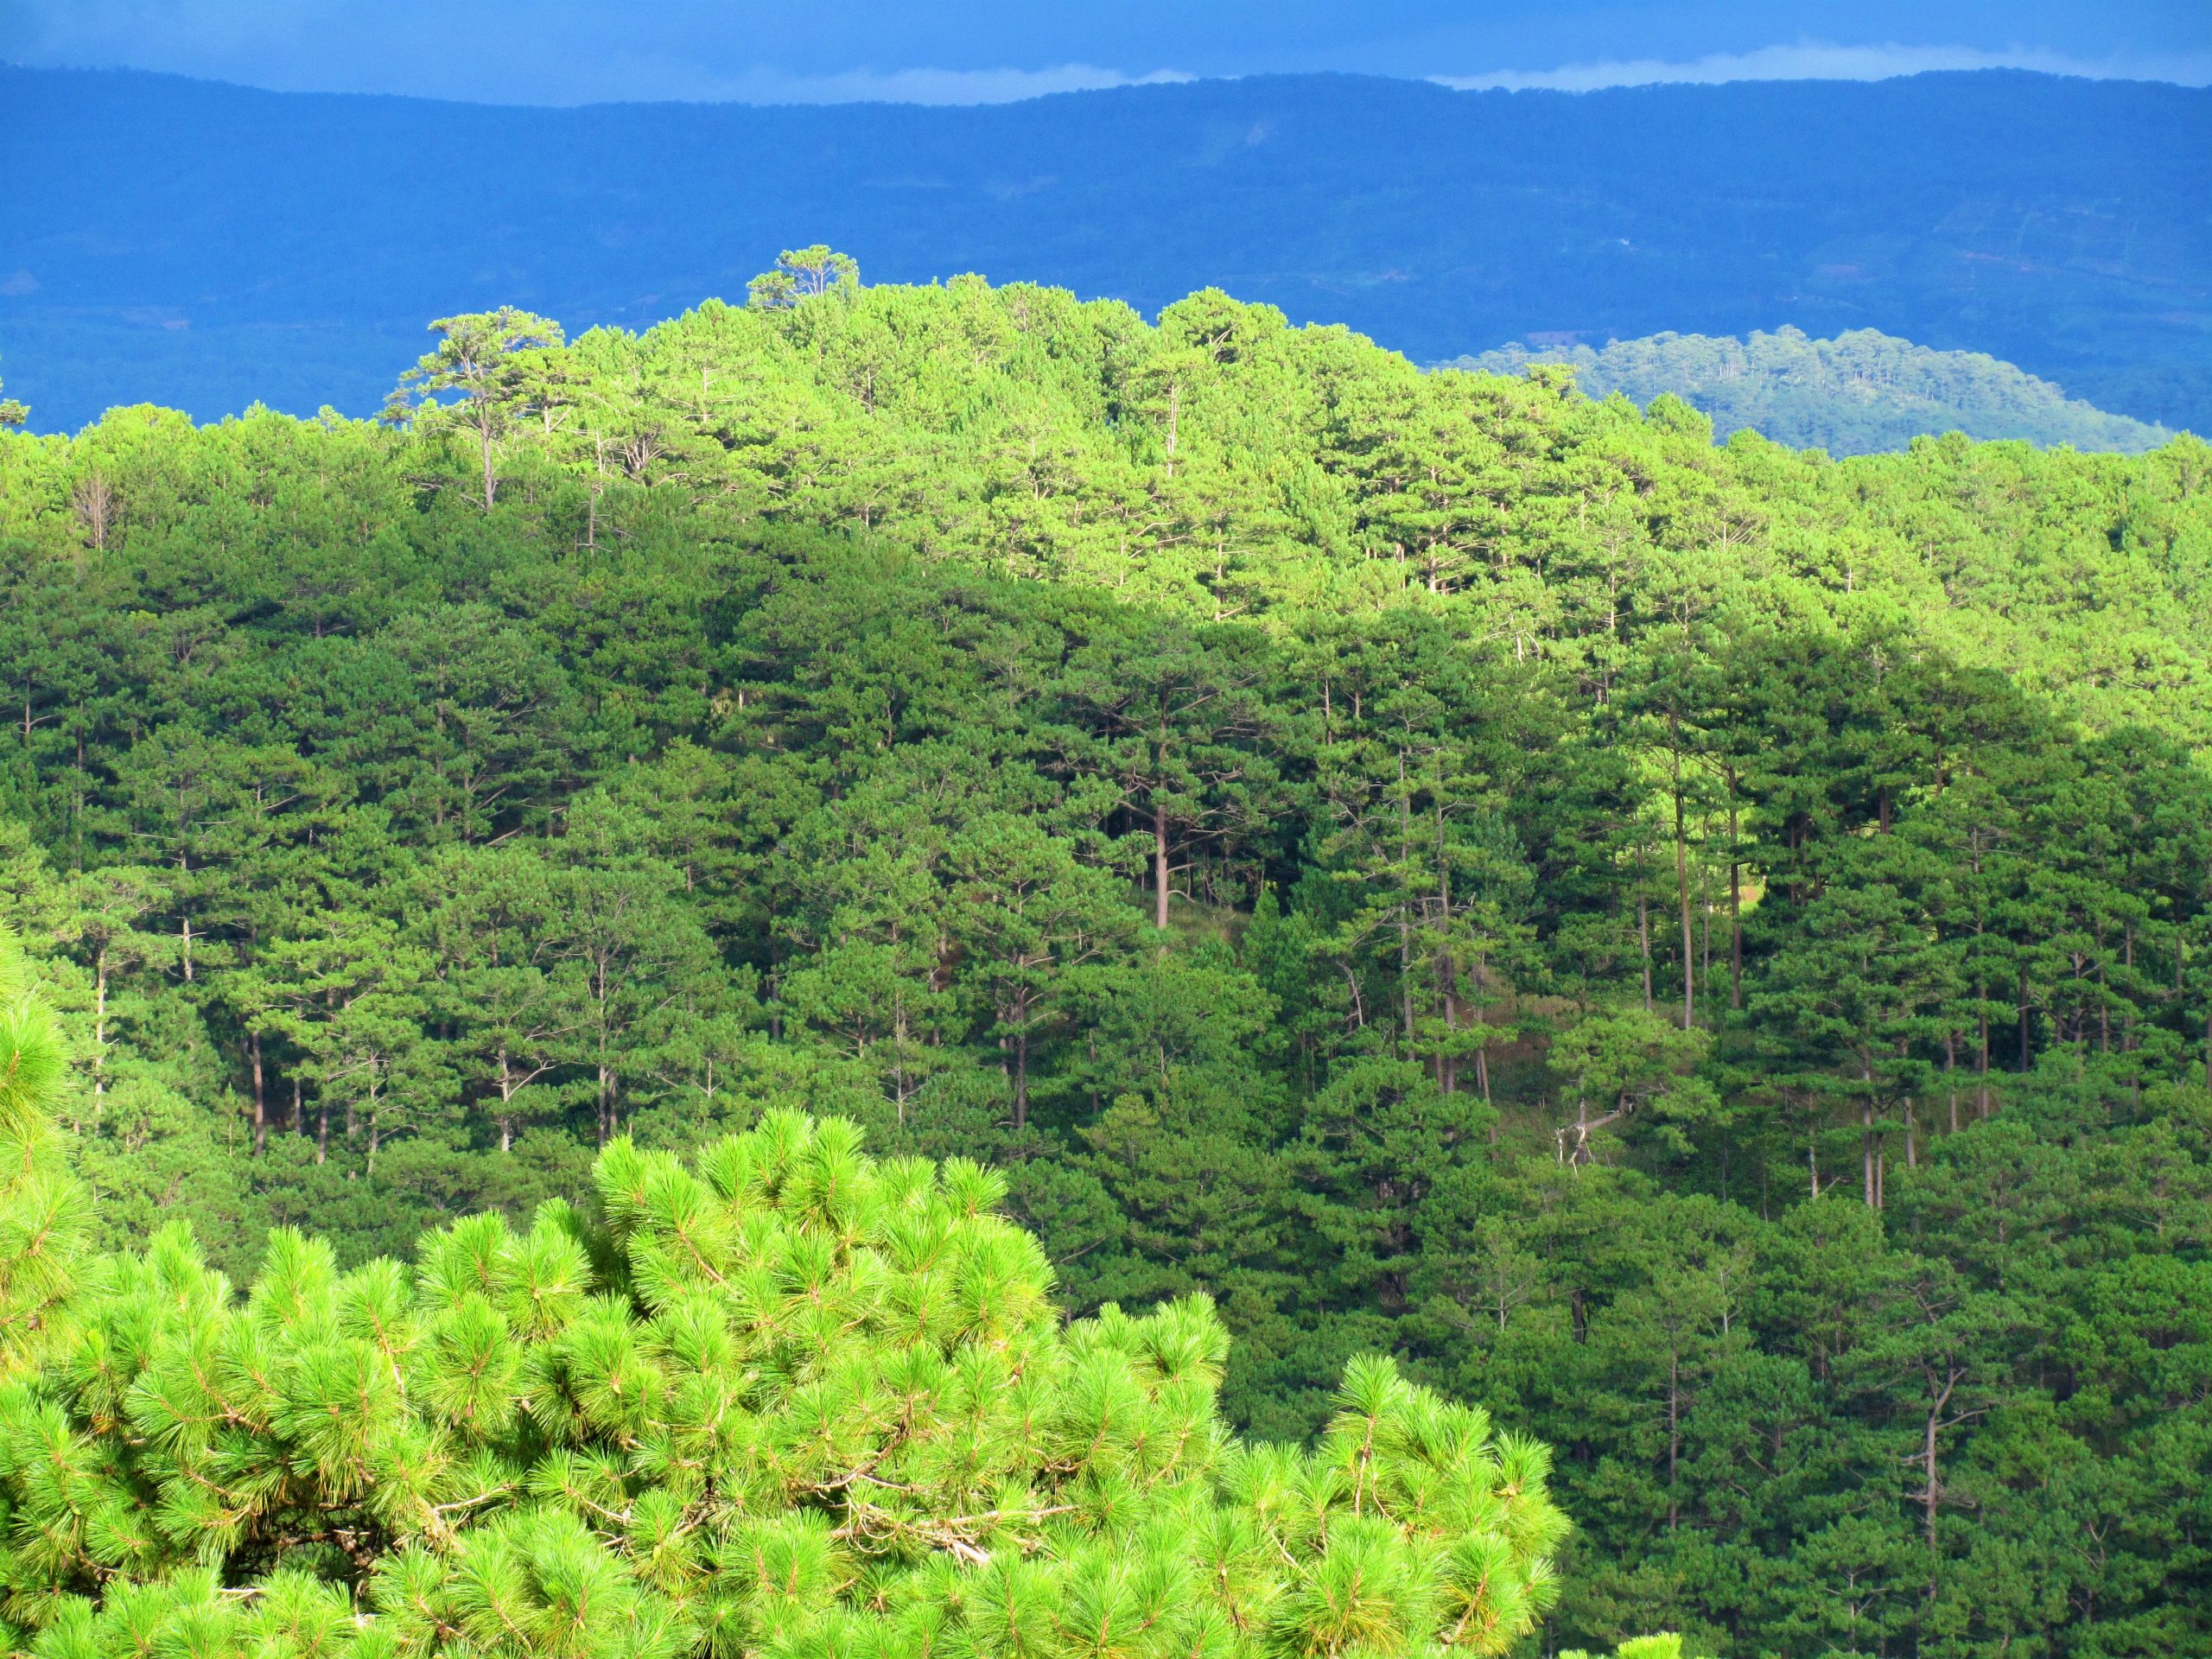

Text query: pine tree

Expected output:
[0,1109,1623,1658]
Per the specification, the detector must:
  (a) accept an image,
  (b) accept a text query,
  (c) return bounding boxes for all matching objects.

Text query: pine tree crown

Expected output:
[0,1104,1582,1659]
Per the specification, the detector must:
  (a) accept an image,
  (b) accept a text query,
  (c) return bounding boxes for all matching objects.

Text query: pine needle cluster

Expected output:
[0,1108,1572,1658]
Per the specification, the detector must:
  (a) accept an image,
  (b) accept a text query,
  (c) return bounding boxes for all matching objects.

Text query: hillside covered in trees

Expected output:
[0,963,1666,1659]
[1455,327,2176,455]
[0,273,2209,1656]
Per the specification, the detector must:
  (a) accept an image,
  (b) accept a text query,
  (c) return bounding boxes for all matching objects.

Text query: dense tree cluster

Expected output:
[0,271,2208,1655]
[0,949,1637,1659]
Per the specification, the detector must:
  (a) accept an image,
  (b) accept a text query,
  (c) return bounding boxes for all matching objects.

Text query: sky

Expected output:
[2,0,2207,105]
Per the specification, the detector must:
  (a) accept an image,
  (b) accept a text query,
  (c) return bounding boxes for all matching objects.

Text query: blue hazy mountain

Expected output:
[2,66,2205,435]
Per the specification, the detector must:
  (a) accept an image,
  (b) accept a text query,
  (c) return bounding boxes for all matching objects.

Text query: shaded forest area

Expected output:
[1,276,2209,1655]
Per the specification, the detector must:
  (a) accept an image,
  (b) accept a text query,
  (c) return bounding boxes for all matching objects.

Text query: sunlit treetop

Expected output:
[0,1100,1578,1658]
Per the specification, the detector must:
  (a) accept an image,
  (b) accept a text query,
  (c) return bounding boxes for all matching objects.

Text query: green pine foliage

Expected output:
[0,1096,1597,1659]
[0,267,2209,1654]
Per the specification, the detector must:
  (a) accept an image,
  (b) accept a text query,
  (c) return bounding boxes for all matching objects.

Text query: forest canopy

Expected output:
[0,271,2208,1656]
[0,947,1651,1659]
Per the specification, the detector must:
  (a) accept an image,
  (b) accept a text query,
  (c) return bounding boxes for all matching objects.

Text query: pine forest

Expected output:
[0,268,2206,1656]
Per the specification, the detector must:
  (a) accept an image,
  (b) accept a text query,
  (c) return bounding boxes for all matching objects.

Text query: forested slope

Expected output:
[0,948,1675,1659]
[1457,327,2174,454]
[0,277,2209,1655]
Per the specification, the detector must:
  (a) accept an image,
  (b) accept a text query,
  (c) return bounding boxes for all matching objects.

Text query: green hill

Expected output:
[1453,326,2175,454]
[2,275,2210,1656]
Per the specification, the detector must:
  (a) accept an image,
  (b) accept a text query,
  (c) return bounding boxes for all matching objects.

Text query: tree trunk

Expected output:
[92,947,108,1096]
[1638,892,1654,1014]
[1014,1024,1030,1130]
[1666,1351,1681,1531]
[1436,809,1455,1093]
[1862,1066,1878,1209]
[1978,1003,1992,1118]
[1945,1031,1959,1135]
[1700,854,1712,1001]
[1153,802,1171,931]
[1922,1375,1956,1549]
[1673,739,1694,1031]
[251,1029,267,1157]
[1439,981,1457,1095]
[497,1046,517,1153]
[1727,794,1743,1010]
[1398,757,1414,1040]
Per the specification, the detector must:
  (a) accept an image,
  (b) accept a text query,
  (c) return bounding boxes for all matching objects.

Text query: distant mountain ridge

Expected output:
[1453,327,2175,454]
[1,65,2207,434]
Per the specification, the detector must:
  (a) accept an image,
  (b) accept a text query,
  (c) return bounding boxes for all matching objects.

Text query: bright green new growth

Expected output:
[0,1107,1571,1659]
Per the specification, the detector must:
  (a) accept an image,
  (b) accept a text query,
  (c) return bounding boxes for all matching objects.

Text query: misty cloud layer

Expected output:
[3,0,2205,104]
